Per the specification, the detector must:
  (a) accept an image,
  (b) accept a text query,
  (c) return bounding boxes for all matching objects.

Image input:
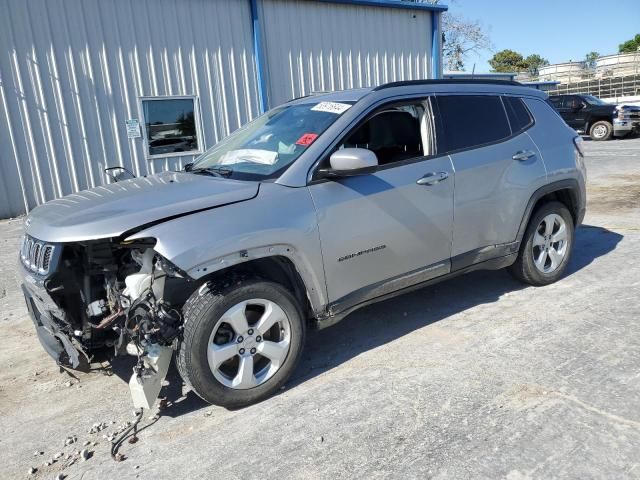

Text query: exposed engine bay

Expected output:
[22,235,190,409]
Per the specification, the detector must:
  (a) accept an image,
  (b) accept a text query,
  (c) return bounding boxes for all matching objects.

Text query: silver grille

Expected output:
[20,235,55,275]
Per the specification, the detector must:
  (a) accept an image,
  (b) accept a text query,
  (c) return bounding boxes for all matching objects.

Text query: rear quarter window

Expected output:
[503,96,534,133]
[435,95,511,153]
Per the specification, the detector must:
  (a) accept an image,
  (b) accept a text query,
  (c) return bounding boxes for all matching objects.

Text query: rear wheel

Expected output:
[509,201,574,286]
[177,279,305,408]
[589,120,612,141]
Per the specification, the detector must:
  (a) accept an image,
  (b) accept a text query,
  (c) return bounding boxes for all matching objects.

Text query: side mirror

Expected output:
[319,148,378,178]
[573,103,585,112]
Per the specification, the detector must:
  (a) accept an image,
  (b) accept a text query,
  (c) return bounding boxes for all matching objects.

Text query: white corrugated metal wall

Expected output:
[258,0,433,106]
[0,0,438,218]
[0,0,260,218]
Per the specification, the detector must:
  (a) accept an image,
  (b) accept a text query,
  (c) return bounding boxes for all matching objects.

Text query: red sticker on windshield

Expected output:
[295,133,319,146]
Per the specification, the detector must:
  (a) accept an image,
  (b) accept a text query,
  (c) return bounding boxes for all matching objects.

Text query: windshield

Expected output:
[191,101,354,180]
[583,95,610,106]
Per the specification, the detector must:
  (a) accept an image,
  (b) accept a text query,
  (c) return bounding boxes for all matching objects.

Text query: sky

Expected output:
[446,0,640,73]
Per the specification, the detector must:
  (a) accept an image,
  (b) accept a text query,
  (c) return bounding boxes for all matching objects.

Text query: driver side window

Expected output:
[566,96,582,109]
[337,101,433,167]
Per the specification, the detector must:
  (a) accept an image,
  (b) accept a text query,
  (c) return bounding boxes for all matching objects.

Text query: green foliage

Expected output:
[489,49,527,72]
[619,34,640,53]
[524,54,549,76]
[584,51,600,70]
[489,50,548,75]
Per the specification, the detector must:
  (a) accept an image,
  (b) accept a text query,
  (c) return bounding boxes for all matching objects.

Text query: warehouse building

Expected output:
[0,0,446,218]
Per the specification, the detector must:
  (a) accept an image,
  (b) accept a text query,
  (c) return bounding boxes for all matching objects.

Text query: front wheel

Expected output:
[177,279,306,408]
[589,120,612,141]
[509,201,574,286]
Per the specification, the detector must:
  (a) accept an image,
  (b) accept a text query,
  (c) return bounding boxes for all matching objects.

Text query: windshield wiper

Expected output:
[188,166,233,178]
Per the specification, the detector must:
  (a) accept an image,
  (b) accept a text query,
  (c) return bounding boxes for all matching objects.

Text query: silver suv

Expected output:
[19,80,586,409]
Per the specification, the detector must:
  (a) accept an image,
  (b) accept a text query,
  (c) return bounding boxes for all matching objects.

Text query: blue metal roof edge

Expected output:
[250,0,269,113]
[312,0,448,12]
[431,10,441,78]
[250,0,448,112]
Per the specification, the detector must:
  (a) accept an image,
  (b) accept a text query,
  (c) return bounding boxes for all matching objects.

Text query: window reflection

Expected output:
[142,98,199,156]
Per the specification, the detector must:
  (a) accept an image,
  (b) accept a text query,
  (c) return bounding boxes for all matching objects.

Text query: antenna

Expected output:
[472,63,476,77]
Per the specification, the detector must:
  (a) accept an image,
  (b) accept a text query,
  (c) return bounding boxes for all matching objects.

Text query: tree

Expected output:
[584,51,600,70]
[489,49,528,72]
[619,34,640,53]
[408,0,492,71]
[524,54,549,77]
[441,14,492,71]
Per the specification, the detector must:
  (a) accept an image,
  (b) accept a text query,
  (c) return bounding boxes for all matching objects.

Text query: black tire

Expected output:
[589,120,612,141]
[509,201,574,286]
[177,278,306,408]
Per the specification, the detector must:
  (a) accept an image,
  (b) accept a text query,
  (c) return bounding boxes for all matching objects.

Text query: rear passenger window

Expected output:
[503,96,534,133]
[435,95,511,153]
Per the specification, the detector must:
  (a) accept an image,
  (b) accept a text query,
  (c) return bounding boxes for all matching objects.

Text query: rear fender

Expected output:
[516,179,584,243]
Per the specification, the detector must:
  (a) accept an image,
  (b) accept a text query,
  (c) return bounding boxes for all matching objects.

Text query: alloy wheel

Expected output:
[207,299,291,389]
[531,213,569,274]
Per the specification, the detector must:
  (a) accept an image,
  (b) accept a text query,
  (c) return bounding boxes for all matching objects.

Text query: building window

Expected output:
[141,96,202,158]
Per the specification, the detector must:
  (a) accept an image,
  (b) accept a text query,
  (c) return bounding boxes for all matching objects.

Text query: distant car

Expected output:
[548,94,640,141]
[615,103,640,138]
[20,80,587,409]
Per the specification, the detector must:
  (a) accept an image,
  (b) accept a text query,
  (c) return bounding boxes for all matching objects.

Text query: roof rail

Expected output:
[372,79,523,91]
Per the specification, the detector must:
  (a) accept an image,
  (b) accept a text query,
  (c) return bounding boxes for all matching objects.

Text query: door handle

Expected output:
[416,171,449,186]
[512,150,536,161]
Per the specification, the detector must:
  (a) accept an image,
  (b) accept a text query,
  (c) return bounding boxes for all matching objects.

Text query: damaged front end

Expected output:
[20,234,187,408]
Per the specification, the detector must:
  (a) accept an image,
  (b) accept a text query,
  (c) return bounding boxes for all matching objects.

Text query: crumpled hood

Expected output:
[25,171,259,242]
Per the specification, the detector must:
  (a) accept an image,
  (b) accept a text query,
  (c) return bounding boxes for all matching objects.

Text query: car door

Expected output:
[308,99,454,310]
[550,95,575,127]
[559,95,587,130]
[434,94,547,265]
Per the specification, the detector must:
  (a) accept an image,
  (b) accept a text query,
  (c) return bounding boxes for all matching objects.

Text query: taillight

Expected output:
[573,136,585,158]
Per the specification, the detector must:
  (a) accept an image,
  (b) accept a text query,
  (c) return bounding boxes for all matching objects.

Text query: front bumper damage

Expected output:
[19,236,184,410]
[21,276,87,369]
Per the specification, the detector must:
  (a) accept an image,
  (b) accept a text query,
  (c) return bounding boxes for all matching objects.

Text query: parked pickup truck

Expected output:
[548,94,640,141]
[20,80,586,409]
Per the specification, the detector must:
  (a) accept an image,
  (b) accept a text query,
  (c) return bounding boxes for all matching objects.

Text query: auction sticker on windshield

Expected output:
[311,102,351,115]
[295,133,319,146]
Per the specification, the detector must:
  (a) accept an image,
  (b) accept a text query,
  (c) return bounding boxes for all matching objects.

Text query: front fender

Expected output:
[126,183,328,314]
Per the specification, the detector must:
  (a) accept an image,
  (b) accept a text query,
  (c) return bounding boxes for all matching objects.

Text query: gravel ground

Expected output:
[1,137,639,480]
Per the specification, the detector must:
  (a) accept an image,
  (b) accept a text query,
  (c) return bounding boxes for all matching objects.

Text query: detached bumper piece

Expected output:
[22,283,85,369]
[129,344,173,409]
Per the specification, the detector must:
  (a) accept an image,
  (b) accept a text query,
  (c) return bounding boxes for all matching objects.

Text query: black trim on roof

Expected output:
[373,79,524,90]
